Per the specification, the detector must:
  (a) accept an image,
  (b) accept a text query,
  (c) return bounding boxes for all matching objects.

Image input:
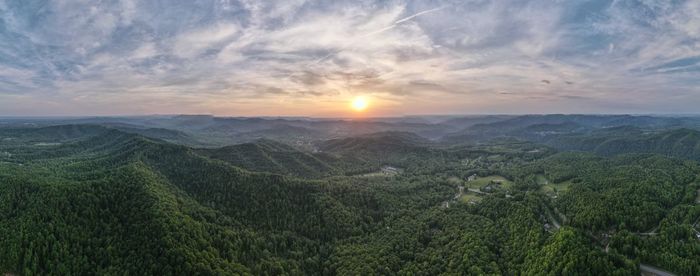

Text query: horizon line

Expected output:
[2,113,700,119]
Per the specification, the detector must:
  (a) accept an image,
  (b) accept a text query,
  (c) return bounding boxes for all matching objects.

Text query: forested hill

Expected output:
[439,115,700,162]
[196,139,341,178]
[441,114,699,143]
[2,124,699,275]
[0,127,381,275]
[0,123,203,147]
[544,128,700,161]
[0,124,108,143]
[319,131,434,159]
[510,152,700,275]
[196,132,438,178]
[109,125,204,146]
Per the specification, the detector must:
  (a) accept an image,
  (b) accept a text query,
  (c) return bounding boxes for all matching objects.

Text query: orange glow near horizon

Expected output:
[350,96,369,112]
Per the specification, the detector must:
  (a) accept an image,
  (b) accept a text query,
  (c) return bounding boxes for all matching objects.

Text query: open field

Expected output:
[467,175,513,189]
[537,174,572,195]
[459,193,483,204]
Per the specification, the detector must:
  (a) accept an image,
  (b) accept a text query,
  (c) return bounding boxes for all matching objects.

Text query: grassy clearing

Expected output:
[539,175,572,195]
[358,172,392,178]
[459,193,483,203]
[467,175,513,189]
[358,167,401,178]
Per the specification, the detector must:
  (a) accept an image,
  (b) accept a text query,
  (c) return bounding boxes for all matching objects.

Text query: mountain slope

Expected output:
[320,131,431,157]
[0,127,379,275]
[196,139,339,178]
[441,115,693,144]
[2,124,697,275]
[544,128,700,161]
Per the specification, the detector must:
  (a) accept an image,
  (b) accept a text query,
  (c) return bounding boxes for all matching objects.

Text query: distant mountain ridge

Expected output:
[546,128,700,161]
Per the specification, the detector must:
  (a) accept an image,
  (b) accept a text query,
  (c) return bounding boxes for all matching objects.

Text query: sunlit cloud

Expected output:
[0,0,698,116]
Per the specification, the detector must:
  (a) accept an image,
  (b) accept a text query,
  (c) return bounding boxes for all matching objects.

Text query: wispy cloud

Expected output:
[0,0,698,116]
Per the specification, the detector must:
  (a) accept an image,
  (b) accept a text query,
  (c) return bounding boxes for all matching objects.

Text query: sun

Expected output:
[350,96,369,112]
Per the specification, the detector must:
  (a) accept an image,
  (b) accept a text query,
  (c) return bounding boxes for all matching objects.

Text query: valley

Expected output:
[3,1,698,275]
[1,115,699,275]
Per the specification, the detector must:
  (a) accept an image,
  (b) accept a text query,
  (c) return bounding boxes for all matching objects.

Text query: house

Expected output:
[481,182,501,193]
[467,174,478,181]
[381,166,400,175]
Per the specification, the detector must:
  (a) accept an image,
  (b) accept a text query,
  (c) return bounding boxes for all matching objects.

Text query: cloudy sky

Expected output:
[1,0,699,116]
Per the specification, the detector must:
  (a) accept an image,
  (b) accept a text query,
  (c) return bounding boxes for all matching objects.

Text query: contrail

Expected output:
[394,6,445,24]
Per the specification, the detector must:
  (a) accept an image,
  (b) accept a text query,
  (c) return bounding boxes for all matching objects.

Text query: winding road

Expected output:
[639,264,676,276]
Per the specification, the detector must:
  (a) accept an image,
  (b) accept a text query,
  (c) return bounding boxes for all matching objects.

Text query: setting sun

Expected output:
[351,97,369,112]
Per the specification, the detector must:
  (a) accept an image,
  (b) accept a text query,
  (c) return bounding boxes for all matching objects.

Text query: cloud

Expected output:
[560,95,588,100]
[0,0,699,116]
[172,23,239,58]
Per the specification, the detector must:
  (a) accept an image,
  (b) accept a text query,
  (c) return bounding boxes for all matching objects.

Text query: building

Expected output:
[381,166,400,175]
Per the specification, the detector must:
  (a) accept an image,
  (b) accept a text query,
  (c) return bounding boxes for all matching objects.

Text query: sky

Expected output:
[0,0,699,117]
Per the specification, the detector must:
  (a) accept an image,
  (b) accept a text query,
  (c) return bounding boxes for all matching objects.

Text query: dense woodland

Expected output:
[1,115,700,275]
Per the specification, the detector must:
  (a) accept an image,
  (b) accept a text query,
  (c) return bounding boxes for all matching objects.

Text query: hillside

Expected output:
[320,131,431,156]
[0,124,108,144]
[543,128,700,161]
[197,139,340,178]
[1,124,699,275]
[0,127,378,275]
[110,125,205,146]
[441,115,698,144]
